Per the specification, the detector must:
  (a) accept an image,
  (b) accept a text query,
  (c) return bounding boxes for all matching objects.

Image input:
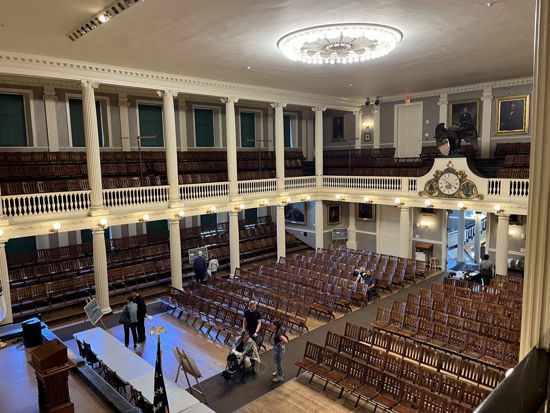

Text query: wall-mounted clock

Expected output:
[419,161,484,199]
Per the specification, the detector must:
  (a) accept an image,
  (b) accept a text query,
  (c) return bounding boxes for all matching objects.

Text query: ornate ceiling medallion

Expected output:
[277,23,403,65]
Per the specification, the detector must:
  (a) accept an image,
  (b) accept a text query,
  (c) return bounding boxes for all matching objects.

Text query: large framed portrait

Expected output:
[331,115,345,141]
[356,203,376,221]
[495,94,530,136]
[327,204,341,225]
[284,202,307,225]
[448,99,480,132]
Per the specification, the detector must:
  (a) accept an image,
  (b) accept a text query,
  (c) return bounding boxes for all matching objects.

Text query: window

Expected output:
[81,229,93,244]
[240,112,255,147]
[146,220,168,234]
[5,236,36,255]
[69,98,104,147]
[195,108,215,147]
[200,214,217,228]
[138,104,164,147]
[244,208,258,221]
[284,114,292,148]
[0,93,27,146]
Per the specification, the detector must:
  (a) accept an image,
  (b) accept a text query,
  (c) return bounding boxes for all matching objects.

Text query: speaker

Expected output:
[22,318,42,348]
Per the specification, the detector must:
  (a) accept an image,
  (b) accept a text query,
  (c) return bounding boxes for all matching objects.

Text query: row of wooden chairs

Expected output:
[324,148,396,159]
[504,154,530,167]
[426,284,522,310]
[439,279,523,300]
[494,142,530,158]
[324,157,423,168]
[496,168,529,179]
[325,167,429,177]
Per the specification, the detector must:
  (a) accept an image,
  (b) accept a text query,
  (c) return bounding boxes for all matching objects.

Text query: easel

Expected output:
[172,346,208,404]
[84,298,107,330]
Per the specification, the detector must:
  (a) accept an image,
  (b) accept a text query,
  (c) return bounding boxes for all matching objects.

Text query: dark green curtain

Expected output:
[200,214,217,227]
[194,108,215,147]
[69,98,103,147]
[284,114,292,148]
[240,112,255,147]
[244,208,258,220]
[81,229,93,244]
[0,93,27,146]
[5,236,36,255]
[146,220,168,233]
[138,104,164,147]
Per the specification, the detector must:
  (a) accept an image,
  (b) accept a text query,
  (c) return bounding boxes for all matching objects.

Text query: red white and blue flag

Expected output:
[153,339,170,413]
[438,138,450,156]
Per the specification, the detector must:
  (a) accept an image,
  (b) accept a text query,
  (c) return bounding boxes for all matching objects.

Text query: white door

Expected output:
[394,102,423,158]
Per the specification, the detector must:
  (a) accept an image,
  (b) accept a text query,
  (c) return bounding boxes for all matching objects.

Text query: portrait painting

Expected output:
[448,99,480,132]
[495,94,530,136]
[356,203,376,221]
[284,202,307,225]
[364,132,372,142]
[332,115,345,141]
[327,204,341,225]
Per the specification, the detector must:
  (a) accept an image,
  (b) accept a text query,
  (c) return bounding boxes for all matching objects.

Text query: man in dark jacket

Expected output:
[131,289,147,342]
[193,250,207,284]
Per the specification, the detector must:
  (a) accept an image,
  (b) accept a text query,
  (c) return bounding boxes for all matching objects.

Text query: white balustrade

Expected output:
[323,176,404,191]
[179,182,229,200]
[103,186,169,208]
[284,176,317,190]
[487,179,501,196]
[487,179,529,198]
[1,191,90,217]
[238,179,277,195]
[509,179,529,197]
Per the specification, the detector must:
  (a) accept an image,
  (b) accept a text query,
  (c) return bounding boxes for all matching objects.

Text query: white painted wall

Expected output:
[377,205,401,257]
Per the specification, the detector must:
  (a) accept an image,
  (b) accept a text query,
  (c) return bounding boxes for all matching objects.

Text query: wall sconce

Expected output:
[420,221,431,230]
[493,204,503,214]
[336,194,345,201]
[260,200,269,207]
[176,210,185,220]
[362,121,370,129]
[364,196,373,204]
[508,229,516,237]
[99,218,108,229]
[457,202,466,211]
[234,204,245,211]
[51,222,61,233]
[394,198,403,207]
[301,195,311,202]
[209,206,217,214]
[140,214,150,223]
[424,200,432,207]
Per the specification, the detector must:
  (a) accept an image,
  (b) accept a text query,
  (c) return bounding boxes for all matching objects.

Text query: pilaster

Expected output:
[43,86,59,152]
[0,242,13,325]
[177,96,188,151]
[481,86,493,158]
[347,202,357,249]
[373,107,381,149]
[312,106,326,187]
[495,214,509,276]
[354,110,362,150]
[399,207,411,258]
[229,211,240,275]
[118,93,131,151]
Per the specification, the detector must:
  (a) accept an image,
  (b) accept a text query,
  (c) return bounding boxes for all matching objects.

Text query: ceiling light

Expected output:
[424,200,432,207]
[277,23,403,65]
[140,214,149,222]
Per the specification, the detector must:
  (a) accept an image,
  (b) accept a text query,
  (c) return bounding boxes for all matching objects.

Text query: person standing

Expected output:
[132,289,147,343]
[123,296,138,348]
[479,254,493,286]
[193,250,207,284]
[208,254,219,279]
[272,319,288,383]
[243,300,262,344]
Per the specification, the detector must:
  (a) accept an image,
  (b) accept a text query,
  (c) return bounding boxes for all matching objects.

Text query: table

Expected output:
[181,402,215,413]
[99,350,154,382]
[73,328,125,356]
[129,372,200,413]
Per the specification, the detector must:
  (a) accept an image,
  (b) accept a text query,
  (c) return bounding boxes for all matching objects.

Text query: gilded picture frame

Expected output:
[356,203,376,222]
[327,204,341,225]
[495,94,530,136]
[448,99,481,132]
[331,115,345,141]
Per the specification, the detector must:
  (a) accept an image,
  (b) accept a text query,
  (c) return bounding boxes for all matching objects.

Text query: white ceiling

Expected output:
[0,0,535,99]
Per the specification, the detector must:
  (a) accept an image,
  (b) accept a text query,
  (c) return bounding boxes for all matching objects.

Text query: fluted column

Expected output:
[43,86,59,152]
[313,107,326,187]
[457,210,465,263]
[354,110,362,150]
[303,110,314,161]
[118,94,131,151]
[223,97,239,196]
[266,107,275,151]
[347,203,357,249]
[0,242,13,325]
[438,91,448,126]
[315,201,324,250]
[92,228,111,314]
[399,207,411,258]
[177,96,188,151]
[495,214,509,276]
[81,80,104,213]
[481,86,493,158]
[276,205,286,260]
[373,107,381,149]
[272,102,287,191]
[229,211,240,275]
[474,212,482,262]
[169,219,183,289]
[161,91,180,204]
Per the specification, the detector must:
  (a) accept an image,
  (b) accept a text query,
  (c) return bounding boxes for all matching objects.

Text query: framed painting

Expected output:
[495,94,530,136]
[327,204,341,225]
[448,99,480,132]
[356,203,376,221]
[284,202,307,225]
[364,132,372,142]
[331,115,345,141]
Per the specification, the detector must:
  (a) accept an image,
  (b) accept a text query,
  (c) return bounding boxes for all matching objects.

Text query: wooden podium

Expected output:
[29,339,75,413]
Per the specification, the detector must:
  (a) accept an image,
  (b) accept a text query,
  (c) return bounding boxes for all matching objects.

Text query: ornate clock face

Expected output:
[438,172,460,195]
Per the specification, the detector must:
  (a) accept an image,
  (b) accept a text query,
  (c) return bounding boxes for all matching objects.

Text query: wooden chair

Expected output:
[393,381,424,413]
[353,366,382,408]
[337,360,366,398]
[370,374,402,411]
[295,342,323,377]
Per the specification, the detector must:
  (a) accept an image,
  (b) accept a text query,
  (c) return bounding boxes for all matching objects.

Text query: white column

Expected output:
[457,210,465,263]
[495,214,509,276]
[399,207,411,258]
[300,111,308,159]
[354,110,362,150]
[223,97,239,196]
[347,203,357,249]
[313,107,325,186]
[441,210,449,271]
[474,212,482,262]
[177,96,188,151]
[481,86,493,158]
[0,242,13,325]
[373,107,381,149]
[169,219,183,290]
[118,94,131,151]
[267,107,275,151]
[229,211,240,275]
[276,205,286,260]
[315,201,324,250]
[438,91,448,125]
[92,228,111,314]
[161,91,180,204]
[272,102,287,191]
[305,111,314,161]
[43,86,59,152]
[81,80,104,213]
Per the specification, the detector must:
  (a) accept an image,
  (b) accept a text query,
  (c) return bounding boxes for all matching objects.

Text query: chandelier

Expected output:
[277,23,403,65]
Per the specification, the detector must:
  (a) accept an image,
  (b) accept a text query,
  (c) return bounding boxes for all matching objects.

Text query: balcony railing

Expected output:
[238,179,277,195]
[103,186,169,209]
[1,190,90,217]
[323,175,416,193]
[179,182,229,200]
[285,176,316,190]
[487,178,529,198]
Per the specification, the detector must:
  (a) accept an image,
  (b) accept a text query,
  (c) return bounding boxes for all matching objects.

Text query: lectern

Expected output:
[29,339,75,413]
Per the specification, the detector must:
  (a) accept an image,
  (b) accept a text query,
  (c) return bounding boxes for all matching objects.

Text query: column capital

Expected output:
[92,228,105,236]
[118,93,129,107]
[42,86,57,101]
[229,210,239,217]
[482,85,493,101]
[271,101,287,108]
[81,80,99,89]
[353,109,363,116]
[157,90,178,98]
[311,106,326,112]
[221,97,239,104]
[437,91,448,106]
[497,213,510,221]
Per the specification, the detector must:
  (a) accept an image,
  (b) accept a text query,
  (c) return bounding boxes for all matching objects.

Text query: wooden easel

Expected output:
[84,298,107,330]
[172,347,208,404]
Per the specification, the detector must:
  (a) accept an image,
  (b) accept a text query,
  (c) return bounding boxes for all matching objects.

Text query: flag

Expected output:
[153,339,170,413]
[438,138,450,156]
[0,278,6,322]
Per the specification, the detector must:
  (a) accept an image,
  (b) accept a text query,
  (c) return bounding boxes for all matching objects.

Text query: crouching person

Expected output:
[222,330,260,379]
